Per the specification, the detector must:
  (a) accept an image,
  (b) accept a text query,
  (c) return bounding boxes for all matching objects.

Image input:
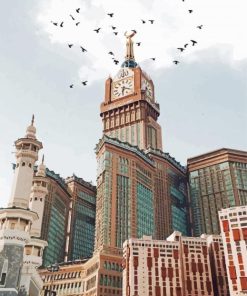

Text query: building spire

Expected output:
[124,30,136,61]
[37,155,46,177]
[122,30,138,68]
[25,115,37,139]
[31,114,35,126]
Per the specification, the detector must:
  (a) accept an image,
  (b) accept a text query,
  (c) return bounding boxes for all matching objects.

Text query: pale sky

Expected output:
[0,0,247,207]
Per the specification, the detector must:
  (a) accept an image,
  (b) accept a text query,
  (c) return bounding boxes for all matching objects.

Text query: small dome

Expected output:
[37,155,46,177]
[121,59,138,68]
[26,125,36,139]
[36,163,46,177]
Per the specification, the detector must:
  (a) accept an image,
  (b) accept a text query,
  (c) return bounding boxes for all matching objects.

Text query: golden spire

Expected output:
[124,30,136,61]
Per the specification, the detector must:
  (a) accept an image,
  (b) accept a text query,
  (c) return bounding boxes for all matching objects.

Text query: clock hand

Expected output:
[121,86,125,95]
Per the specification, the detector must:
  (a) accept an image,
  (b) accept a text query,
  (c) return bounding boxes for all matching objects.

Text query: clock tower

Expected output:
[100,31,163,151]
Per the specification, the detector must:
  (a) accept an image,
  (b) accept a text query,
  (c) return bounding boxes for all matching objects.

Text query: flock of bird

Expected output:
[50,2,204,88]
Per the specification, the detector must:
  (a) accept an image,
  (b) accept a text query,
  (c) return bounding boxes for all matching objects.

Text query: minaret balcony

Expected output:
[30,184,48,195]
[23,254,43,268]
[16,149,39,160]
[0,228,30,247]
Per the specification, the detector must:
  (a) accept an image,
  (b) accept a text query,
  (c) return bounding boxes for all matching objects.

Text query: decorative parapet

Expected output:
[65,175,96,191]
[95,135,155,167]
[145,147,186,174]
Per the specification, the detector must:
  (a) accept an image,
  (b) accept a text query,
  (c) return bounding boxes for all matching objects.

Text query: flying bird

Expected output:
[149,20,154,24]
[76,8,80,13]
[113,59,119,65]
[136,42,141,46]
[107,13,114,17]
[132,30,137,34]
[173,60,179,65]
[177,47,185,52]
[150,57,156,61]
[69,84,74,88]
[94,28,101,33]
[184,43,188,48]
[197,25,203,29]
[70,14,75,20]
[76,22,80,26]
[111,26,116,30]
[188,10,193,13]
[51,21,58,26]
[60,21,64,27]
[113,32,118,35]
[190,39,197,46]
[68,44,73,48]
[82,81,88,86]
[80,46,87,52]
[141,19,146,24]
[108,51,114,55]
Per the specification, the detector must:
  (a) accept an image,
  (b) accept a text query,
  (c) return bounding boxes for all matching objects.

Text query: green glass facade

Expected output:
[168,169,189,236]
[95,137,156,251]
[43,194,67,266]
[71,190,96,260]
[116,175,130,248]
[189,161,247,236]
[137,182,154,238]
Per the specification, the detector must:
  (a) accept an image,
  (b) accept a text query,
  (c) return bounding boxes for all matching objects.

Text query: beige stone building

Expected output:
[123,232,217,296]
[219,206,247,295]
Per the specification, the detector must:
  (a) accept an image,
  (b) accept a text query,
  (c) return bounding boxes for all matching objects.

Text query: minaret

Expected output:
[8,115,43,209]
[0,116,41,295]
[20,156,48,293]
[29,155,47,237]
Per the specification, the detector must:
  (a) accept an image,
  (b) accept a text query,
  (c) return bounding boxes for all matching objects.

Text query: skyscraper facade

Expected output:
[39,171,97,266]
[95,31,190,253]
[147,149,190,238]
[188,148,247,236]
[95,136,155,251]
[66,175,96,260]
[41,168,71,267]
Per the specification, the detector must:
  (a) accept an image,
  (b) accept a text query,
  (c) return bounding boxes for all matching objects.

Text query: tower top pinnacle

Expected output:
[122,30,138,68]
[37,154,46,177]
[25,115,37,139]
[31,114,35,126]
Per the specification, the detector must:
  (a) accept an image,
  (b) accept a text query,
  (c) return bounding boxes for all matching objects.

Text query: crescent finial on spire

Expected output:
[125,30,136,61]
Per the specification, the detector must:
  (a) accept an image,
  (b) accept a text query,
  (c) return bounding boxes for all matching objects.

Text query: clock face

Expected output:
[112,78,134,99]
[142,79,153,100]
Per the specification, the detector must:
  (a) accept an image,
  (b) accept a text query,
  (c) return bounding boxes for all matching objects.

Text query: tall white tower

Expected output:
[8,115,43,209]
[0,116,42,295]
[20,156,48,294]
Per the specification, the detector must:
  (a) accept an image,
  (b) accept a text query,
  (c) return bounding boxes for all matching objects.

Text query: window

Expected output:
[0,259,8,286]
